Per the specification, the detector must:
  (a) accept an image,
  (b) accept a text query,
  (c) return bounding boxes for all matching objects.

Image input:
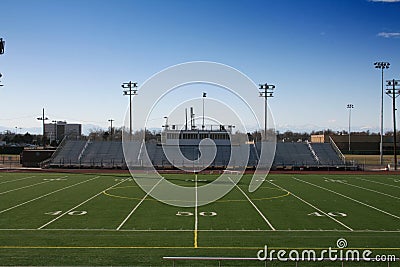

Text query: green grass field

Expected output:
[0,171,399,266]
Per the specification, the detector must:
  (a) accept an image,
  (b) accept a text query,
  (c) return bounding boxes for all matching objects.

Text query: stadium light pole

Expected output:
[37,108,48,148]
[108,119,114,139]
[122,81,138,140]
[202,92,206,130]
[386,79,400,170]
[347,104,354,153]
[259,83,275,141]
[374,62,390,165]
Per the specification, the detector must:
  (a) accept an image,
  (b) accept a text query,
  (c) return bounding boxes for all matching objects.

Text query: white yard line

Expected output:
[336,180,400,200]
[116,178,164,230]
[266,180,354,231]
[39,179,127,230]
[293,177,400,220]
[0,176,68,196]
[354,177,400,189]
[0,176,100,215]
[0,180,51,195]
[194,174,198,248]
[0,175,36,185]
[229,177,276,231]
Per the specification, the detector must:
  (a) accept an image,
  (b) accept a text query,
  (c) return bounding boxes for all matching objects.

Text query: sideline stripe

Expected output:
[116,178,164,231]
[0,175,36,185]
[293,177,400,220]
[39,179,126,230]
[229,177,276,231]
[0,245,398,250]
[0,228,399,233]
[0,176,100,215]
[267,180,354,231]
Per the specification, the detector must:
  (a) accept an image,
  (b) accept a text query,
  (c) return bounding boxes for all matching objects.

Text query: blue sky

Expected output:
[0,0,400,134]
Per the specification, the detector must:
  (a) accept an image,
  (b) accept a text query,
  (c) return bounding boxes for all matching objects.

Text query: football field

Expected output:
[0,171,399,266]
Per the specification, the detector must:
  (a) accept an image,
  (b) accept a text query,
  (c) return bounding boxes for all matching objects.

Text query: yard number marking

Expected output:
[185,179,208,182]
[45,210,87,216]
[114,178,133,182]
[176,211,217,217]
[308,211,347,217]
[199,211,217,216]
[324,178,347,183]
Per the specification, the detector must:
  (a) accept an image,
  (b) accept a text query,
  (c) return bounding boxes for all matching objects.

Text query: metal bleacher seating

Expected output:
[272,142,318,166]
[49,139,345,169]
[51,140,86,166]
[310,143,344,166]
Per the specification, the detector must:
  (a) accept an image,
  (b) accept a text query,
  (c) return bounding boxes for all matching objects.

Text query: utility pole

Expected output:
[122,81,138,140]
[374,62,390,165]
[108,119,114,139]
[52,120,57,143]
[259,83,275,141]
[386,79,400,170]
[37,108,48,147]
[347,104,354,153]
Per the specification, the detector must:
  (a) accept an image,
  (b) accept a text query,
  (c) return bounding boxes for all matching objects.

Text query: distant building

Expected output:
[44,121,81,141]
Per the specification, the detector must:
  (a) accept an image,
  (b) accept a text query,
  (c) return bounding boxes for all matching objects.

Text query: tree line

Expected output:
[1,127,398,147]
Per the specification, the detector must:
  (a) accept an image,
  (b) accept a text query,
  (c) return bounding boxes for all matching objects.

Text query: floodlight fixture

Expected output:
[259,83,275,140]
[122,81,138,138]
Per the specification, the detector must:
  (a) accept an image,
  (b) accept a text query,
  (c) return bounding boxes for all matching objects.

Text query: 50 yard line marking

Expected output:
[116,178,163,231]
[38,179,127,230]
[229,177,276,231]
[194,173,198,248]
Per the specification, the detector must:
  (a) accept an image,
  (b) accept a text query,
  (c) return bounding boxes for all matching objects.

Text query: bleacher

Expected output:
[272,142,318,166]
[50,140,124,168]
[51,140,86,166]
[49,140,345,169]
[79,141,125,168]
[310,143,344,166]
